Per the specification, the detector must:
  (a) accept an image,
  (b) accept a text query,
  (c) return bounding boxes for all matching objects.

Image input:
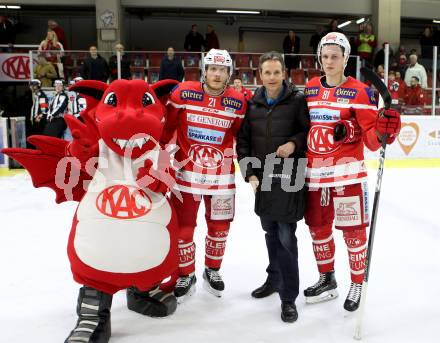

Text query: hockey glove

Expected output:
[334,118,362,144]
[375,108,401,144]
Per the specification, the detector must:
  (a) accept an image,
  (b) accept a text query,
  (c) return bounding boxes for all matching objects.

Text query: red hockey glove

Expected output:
[334,118,362,144]
[65,115,99,164]
[136,159,169,194]
[375,108,401,144]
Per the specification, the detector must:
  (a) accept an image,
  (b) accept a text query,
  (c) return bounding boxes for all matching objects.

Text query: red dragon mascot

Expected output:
[2,79,180,343]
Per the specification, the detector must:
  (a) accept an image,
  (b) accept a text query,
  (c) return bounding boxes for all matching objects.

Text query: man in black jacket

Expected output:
[159,47,184,81]
[237,51,309,323]
[80,46,110,82]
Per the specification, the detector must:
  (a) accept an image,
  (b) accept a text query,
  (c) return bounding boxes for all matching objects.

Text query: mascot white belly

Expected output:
[74,140,171,273]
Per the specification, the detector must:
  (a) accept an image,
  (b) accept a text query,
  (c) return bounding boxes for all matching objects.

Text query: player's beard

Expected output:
[204,78,227,96]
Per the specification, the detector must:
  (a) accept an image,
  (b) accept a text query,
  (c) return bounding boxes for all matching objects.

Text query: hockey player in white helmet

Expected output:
[160,49,247,302]
[302,32,401,311]
[202,48,233,94]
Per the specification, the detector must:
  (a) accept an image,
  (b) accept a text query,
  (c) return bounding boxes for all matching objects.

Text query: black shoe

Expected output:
[251,282,278,299]
[65,286,113,343]
[127,286,177,317]
[281,301,298,323]
[344,282,362,312]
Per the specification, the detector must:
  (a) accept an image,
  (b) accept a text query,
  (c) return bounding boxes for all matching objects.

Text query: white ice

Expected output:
[0,167,439,343]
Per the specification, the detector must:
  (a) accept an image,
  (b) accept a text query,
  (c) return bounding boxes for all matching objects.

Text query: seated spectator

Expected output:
[232,77,253,100]
[34,55,58,87]
[159,47,184,81]
[404,76,424,106]
[205,24,220,50]
[404,54,428,89]
[38,29,64,64]
[43,79,68,138]
[80,46,109,82]
[48,19,67,50]
[109,43,131,81]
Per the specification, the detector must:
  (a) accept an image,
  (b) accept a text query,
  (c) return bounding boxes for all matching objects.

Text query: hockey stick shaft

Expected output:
[354,66,392,340]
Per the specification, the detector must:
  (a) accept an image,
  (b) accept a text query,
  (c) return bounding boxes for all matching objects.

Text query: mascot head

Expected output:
[70,79,178,159]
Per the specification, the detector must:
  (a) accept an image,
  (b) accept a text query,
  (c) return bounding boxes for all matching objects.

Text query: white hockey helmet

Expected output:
[69,76,84,85]
[317,32,351,66]
[202,49,233,80]
[29,79,41,87]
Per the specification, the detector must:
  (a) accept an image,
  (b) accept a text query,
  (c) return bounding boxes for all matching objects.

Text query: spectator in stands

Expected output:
[205,24,220,50]
[109,43,131,81]
[309,26,324,54]
[346,36,358,78]
[388,71,400,108]
[34,55,58,87]
[48,19,67,50]
[29,79,48,136]
[324,19,343,35]
[159,46,184,81]
[373,42,395,70]
[356,22,377,65]
[80,45,109,82]
[376,64,385,80]
[404,76,425,106]
[184,24,205,52]
[420,26,435,61]
[404,54,428,89]
[232,77,253,100]
[283,30,300,72]
[38,29,64,65]
[43,79,68,138]
[395,70,407,100]
[0,15,16,47]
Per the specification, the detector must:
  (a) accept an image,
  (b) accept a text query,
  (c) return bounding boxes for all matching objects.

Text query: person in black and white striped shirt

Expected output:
[29,79,49,136]
[43,79,68,138]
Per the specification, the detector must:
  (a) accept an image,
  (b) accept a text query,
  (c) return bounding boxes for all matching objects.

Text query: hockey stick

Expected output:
[353,67,392,340]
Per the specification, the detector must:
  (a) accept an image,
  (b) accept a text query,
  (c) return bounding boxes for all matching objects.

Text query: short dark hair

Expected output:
[411,76,420,82]
[258,51,285,71]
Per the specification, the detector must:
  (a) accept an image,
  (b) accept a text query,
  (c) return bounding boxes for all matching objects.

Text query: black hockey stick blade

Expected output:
[360,67,392,110]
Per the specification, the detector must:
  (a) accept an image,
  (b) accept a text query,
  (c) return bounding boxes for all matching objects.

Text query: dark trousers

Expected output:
[43,117,66,138]
[260,217,299,303]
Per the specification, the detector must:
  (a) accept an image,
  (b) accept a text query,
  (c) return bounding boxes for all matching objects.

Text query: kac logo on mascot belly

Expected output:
[307,124,340,154]
[189,144,224,169]
[96,185,152,219]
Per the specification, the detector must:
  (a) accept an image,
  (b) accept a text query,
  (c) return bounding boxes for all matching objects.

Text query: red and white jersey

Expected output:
[304,76,381,188]
[162,81,247,195]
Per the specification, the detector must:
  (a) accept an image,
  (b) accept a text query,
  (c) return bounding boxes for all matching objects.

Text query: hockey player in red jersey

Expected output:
[303,32,401,311]
[161,49,247,301]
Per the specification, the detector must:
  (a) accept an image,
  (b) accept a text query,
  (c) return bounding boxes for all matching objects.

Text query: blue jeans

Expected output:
[259,217,299,302]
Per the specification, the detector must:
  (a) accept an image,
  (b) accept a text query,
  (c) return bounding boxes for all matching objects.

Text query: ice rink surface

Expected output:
[1,167,439,343]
